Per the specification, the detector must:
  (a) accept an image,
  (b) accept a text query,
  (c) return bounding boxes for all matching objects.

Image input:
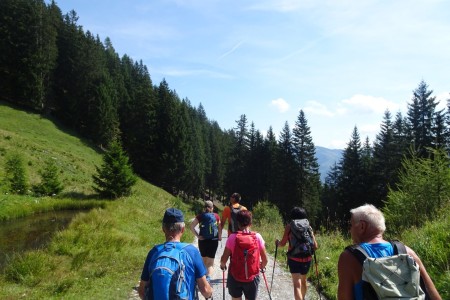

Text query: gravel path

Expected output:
[193,229,321,300]
[129,229,323,300]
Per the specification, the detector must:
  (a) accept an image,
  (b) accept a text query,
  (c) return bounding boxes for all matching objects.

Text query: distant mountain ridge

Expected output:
[316,146,343,182]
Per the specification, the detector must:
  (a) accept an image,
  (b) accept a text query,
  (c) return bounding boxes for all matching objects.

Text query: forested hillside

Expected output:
[1,0,450,232]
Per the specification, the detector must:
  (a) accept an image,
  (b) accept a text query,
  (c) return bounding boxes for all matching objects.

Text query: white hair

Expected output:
[350,204,386,233]
[163,222,185,234]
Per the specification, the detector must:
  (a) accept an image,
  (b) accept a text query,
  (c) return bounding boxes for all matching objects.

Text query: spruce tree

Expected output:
[292,110,321,222]
[4,152,28,195]
[33,159,63,196]
[93,140,137,199]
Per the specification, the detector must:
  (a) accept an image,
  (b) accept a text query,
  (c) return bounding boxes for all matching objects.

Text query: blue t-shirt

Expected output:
[141,242,207,299]
[353,242,394,300]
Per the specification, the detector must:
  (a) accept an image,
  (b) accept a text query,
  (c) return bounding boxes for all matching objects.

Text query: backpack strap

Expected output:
[345,244,369,265]
[390,240,407,255]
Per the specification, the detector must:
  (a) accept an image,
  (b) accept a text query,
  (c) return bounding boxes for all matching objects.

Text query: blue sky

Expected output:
[54,0,450,149]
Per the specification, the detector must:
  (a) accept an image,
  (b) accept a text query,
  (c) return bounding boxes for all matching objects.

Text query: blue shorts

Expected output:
[288,259,312,275]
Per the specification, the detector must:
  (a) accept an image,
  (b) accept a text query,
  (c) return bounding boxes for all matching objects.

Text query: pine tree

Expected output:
[4,152,28,195]
[406,80,438,157]
[33,159,63,196]
[292,110,321,222]
[336,126,364,226]
[93,140,137,199]
[274,121,298,219]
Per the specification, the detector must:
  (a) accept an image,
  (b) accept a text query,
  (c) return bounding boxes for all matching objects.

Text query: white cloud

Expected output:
[341,94,400,114]
[436,91,450,110]
[270,98,290,113]
[303,101,334,117]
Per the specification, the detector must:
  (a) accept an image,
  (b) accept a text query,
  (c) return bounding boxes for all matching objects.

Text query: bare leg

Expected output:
[202,256,215,276]
[291,273,308,300]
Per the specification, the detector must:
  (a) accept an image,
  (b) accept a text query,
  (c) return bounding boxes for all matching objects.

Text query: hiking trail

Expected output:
[130,228,323,299]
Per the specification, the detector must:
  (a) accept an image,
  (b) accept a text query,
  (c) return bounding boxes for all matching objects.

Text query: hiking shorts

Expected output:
[288,258,312,275]
[198,239,219,258]
[227,273,260,300]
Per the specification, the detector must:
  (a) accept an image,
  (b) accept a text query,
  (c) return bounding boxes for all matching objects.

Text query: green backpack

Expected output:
[346,240,427,300]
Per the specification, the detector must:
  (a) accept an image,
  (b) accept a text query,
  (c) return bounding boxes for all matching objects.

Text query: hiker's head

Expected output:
[204,200,214,212]
[162,208,185,234]
[290,207,307,220]
[236,210,252,229]
[350,204,386,241]
[230,193,241,203]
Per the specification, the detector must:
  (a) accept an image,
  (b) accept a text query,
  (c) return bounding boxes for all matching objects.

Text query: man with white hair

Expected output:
[337,204,441,300]
[139,208,213,299]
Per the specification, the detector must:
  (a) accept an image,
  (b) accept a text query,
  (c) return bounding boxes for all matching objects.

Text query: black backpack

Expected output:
[287,219,315,258]
[229,205,242,233]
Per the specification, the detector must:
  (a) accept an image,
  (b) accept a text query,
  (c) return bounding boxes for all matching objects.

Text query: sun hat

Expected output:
[163,208,184,223]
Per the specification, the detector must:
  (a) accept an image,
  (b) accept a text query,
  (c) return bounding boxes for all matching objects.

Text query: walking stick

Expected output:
[222,268,225,300]
[313,252,322,300]
[270,241,278,293]
[261,268,273,300]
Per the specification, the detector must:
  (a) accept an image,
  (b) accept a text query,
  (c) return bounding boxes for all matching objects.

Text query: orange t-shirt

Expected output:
[221,203,247,235]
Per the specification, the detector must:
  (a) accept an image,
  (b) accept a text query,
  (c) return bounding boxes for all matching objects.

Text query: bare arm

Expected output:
[406,246,442,300]
[196,275,213,298]
[190,218,201,240]
[311,229,319,250]
[138,280,147,299]
[260,246,268,270]
[276,224,290,247]
[337,250,361,300]
[220,246,232,270]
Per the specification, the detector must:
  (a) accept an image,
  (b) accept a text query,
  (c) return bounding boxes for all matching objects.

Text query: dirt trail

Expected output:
[193,229,322,300]
[129,229,323,300]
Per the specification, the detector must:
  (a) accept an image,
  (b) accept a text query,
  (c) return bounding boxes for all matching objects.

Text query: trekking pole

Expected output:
[270,241,278,293]
[222,267,225,300]
[261,268,273,300]
[313,252,322,300]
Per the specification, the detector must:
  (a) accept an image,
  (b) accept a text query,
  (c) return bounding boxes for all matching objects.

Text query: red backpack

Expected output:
[230,231,260,282]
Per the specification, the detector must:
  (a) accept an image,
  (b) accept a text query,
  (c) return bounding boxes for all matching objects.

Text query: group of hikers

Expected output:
[137,193,442,300]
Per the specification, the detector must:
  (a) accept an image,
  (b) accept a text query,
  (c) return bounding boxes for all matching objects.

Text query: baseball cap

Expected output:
[205,200,213,208]
[163,208,184,223]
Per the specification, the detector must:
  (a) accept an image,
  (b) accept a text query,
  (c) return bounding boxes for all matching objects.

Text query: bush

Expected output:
[252,200,283,226]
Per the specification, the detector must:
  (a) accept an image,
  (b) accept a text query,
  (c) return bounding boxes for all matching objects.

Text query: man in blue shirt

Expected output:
[138,208,213,299]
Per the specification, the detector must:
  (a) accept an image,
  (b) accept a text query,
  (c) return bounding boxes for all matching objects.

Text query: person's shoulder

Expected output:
[183,244,201,256]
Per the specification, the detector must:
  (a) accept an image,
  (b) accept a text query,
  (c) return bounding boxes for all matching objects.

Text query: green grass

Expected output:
[0,101,448,299]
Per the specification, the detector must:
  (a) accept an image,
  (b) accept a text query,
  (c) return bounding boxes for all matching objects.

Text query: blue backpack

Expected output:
[144,242,192,300]
[199,212,218,240]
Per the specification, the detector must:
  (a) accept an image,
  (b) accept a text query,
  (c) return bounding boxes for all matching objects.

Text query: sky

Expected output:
[53,0,450,149]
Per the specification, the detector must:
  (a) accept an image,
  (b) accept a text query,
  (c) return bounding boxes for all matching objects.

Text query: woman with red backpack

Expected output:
[219,210,268,300]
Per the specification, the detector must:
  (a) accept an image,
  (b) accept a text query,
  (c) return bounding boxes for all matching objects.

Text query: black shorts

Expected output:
[198,239,219,258]
[227,273,260,300]
[288,258,312,275]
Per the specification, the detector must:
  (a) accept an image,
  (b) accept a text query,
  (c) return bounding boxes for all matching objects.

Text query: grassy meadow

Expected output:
[0,102,448,299]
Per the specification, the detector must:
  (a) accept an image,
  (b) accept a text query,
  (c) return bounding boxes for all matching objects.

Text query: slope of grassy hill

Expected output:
[0,102,197,299]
